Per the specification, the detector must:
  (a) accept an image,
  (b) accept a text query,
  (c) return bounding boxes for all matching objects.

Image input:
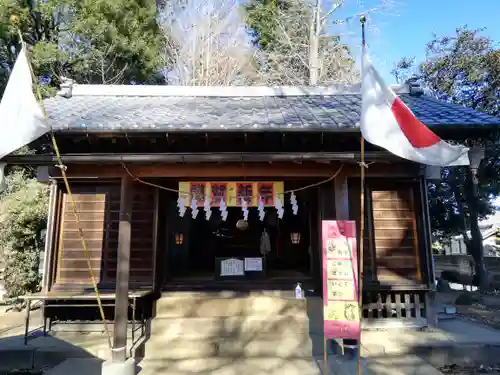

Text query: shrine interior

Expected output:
[156,178,317,284]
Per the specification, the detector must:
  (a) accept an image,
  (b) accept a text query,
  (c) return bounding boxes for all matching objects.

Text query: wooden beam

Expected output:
[2,151,398,165]
[344,163,420,178]
[59,163,342,178]
[112,176,134,362]
[52,162,418,179]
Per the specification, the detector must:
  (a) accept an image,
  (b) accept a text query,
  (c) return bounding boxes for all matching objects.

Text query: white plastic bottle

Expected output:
[295,283,303,299]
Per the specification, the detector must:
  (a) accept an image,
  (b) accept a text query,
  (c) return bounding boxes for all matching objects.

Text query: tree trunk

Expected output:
[464,167,488,291]
[308,0,321,85]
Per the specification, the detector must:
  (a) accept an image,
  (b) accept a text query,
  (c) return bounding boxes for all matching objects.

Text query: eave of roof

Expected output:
[43,83,500,133]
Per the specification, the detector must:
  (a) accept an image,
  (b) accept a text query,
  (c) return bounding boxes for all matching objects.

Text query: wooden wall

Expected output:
[51,181,157,289]
[48,168,429,290]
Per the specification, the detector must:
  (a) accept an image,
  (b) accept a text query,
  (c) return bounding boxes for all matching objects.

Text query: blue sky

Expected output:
[334,0,500,84]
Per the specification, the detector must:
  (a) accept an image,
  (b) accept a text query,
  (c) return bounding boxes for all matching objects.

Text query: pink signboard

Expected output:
[322,220,361,340]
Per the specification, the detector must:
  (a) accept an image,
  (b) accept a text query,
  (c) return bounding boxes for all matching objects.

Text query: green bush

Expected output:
[0,168,49,299]
[455,292,482,306]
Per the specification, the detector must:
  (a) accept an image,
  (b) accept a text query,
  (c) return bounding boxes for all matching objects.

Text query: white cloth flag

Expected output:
[360,49,470,166]
[0,47,48,160]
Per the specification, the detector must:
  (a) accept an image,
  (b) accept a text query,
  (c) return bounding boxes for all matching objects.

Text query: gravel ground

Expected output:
[435,291,500,374]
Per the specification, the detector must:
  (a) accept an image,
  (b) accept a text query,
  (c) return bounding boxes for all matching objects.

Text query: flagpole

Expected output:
[357,14,367,375]
[10,15,113,350]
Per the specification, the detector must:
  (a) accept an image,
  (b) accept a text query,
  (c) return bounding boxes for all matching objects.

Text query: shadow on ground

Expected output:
[0,332,145,375]
[5,293,500,375]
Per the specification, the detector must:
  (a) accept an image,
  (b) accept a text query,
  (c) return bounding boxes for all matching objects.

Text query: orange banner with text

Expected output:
[178,181,284,207]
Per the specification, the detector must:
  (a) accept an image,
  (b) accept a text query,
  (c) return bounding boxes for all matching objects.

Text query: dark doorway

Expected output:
[165,182,313,282]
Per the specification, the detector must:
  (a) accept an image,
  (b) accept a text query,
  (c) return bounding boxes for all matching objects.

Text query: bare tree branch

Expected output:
[320,0,345,23]
[158,0,258,86]
[254,0,361,85]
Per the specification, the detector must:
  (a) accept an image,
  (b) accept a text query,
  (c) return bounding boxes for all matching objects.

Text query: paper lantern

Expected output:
[290,232,301,245]
[175,233,184,245]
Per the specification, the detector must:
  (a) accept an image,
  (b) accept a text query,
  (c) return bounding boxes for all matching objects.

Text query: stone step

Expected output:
[138,357,325,375]
[151,315,323,340]
[155,292,322,318]
[144,332,323,360]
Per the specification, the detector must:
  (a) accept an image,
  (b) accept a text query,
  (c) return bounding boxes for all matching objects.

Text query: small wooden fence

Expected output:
[361,290,428,329]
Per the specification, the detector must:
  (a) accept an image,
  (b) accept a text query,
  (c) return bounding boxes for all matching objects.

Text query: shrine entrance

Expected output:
[164,180,314,283]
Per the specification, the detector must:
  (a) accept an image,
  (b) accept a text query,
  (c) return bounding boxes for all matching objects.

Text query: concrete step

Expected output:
[155,292,322,318]
[144,332,323,360]
[151,315,323,340]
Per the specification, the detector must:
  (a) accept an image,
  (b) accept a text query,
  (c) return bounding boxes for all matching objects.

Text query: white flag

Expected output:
[0,47,48,160]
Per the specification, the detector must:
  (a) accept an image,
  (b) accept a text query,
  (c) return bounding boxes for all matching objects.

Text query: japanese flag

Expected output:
[360,49,469,166]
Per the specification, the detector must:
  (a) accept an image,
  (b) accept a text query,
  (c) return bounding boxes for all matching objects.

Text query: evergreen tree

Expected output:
[393,27,500,288]
[0,0,164,297]
[0,0,164,97]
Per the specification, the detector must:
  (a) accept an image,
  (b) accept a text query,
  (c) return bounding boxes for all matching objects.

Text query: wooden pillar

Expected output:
[113,177,134,362]
[151,188,160,291]
[41,180,58,291]
[315,186,324,291]
[334,172,349,220]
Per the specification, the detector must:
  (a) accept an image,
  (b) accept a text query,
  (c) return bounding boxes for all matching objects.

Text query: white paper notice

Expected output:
[220,258,244,276]
[244,257,263,272]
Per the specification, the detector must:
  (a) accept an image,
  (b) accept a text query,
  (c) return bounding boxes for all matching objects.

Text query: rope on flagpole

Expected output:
[11,16,113,351]
[357,14,368,375]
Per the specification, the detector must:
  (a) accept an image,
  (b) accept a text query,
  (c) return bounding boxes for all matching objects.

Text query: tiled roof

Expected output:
[43,84,500,132]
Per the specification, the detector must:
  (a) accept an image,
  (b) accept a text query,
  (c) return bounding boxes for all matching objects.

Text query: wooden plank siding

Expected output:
[349,178,425,286]
[370,187,421,283]
[52,182,156,289]
[55,184,116,285]
[104,183,156,283]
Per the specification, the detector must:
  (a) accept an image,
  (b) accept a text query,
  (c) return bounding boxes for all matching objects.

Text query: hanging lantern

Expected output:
[290,232,301,245]
[236,219,249,231]
[175,232,184,245]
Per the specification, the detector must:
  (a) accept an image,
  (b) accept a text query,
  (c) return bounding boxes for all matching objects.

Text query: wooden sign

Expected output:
[178,181,284,207]
[322,221,360,340]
